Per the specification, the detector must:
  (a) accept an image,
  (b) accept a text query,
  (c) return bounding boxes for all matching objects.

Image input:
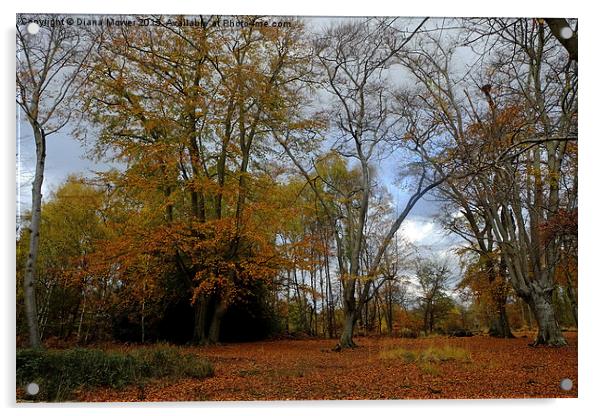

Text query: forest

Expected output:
[16,15,577,401]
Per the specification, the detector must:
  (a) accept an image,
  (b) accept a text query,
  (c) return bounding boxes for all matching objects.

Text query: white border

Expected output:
[3,1,598,415]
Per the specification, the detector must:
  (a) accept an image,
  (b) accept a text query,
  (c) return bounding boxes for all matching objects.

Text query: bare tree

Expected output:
[469,19,576,346]
[544,18,577,62]
[16,15,93,347]
[401,18,577,345]
[415,257,453,334]
[274,18,449,349]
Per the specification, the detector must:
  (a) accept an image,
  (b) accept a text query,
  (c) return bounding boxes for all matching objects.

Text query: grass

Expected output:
[420,345,472,363]
[419,362,441,376]
[379,348,418,363]
[237,368,261,377]
[380,344,472,375]
[16,344,213,402]
[380,345,472,363]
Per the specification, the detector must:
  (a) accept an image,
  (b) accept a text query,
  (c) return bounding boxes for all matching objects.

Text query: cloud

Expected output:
[400,219,435,243]
[451,210,464,219]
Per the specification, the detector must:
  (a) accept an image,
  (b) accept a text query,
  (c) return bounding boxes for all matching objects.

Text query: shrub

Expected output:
[16,346,213,402]
[133,344,214,379]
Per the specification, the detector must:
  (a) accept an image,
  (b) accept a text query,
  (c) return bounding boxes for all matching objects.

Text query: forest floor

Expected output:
[73,331,577,401]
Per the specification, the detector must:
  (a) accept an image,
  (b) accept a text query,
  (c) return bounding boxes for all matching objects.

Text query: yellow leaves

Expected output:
[61,18,320,317]
[339,273,358,283]
[142,117,161,134]
[460,252,512,308]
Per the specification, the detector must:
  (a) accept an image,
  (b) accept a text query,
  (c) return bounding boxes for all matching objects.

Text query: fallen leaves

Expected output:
[74,332,577,402]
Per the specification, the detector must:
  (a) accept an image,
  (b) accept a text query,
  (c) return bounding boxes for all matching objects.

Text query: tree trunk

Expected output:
[192,295,209,344]
[565,273,578,327]
[338,311,357,349]
[528,289,567,346]
[325,257,335,338]
[383,303,392,335]
[76,290,86,343]
[141,296,146,344]
[285,269,291,335]
[489,300,514,338]
[336,279,359,349]
[429,308,435,333]
[38,282,54,341]
[23,126,45,349]
[208,298,227,344]
[566,289,578,328]
[386,288,394,336]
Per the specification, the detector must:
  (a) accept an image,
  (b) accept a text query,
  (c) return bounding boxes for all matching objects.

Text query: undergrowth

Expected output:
[16,345,213,401]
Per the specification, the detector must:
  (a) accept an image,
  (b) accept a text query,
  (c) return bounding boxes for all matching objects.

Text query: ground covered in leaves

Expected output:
[65,332,578,401]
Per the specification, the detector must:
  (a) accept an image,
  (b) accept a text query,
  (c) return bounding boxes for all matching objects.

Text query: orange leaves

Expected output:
[539,208,578,244]
[465,101,530,158]
[169,206,289,305]
[83,18,317,316]
[460,253,511,310]
[75,334,577,401]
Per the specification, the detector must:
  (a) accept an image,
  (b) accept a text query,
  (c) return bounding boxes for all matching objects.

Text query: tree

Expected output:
[464,20,577,345]
[17,16,94,348]
[438,196,514,338]
[16,177,110,342]
[16,16,577,350]
[544,19,577,62]
[457,249,514,337]
[397,18,577,345]
[86,16,314,343]
[274,18,447,349]
[415,257,454,334]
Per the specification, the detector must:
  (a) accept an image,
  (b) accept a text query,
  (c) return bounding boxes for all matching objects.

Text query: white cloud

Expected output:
[400,219,434,243]
[451,210,464,219]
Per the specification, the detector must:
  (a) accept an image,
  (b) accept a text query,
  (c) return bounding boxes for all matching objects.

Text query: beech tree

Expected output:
[398,19,577,345]
[273,18,449,349]
[87,16,315,344]
[16,177,109,342]
[465,19,577,346]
